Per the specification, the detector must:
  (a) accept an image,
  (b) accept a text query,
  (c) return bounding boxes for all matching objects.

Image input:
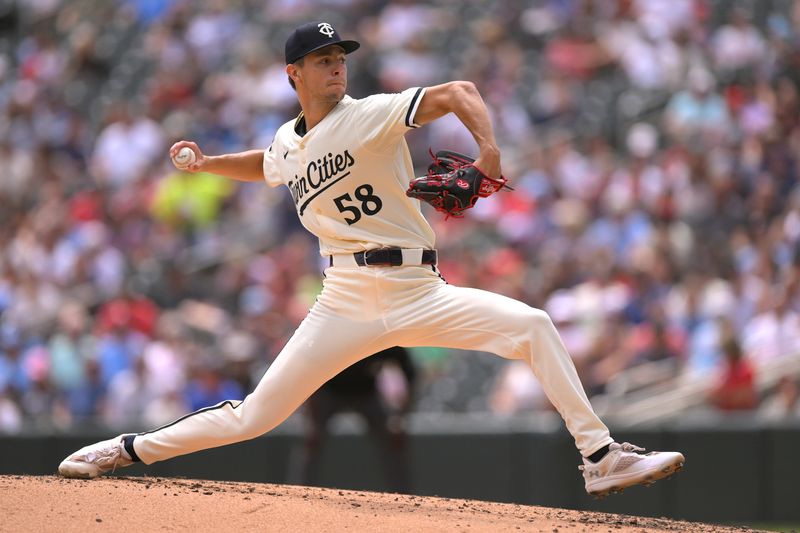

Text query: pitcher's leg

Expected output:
[389,282,612,457]
[131,310,389,464]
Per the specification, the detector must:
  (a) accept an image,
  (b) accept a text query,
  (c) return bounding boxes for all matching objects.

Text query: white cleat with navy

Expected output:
[580,442,685,497]
[58,435,134,479]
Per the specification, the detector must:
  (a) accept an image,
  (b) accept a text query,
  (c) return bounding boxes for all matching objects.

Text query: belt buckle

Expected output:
[362,249,376,266]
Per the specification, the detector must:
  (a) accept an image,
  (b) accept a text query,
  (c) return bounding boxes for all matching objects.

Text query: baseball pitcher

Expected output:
[59,21,684,498]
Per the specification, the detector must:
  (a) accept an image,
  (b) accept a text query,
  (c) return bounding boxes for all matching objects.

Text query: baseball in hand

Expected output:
[173,147,196,168]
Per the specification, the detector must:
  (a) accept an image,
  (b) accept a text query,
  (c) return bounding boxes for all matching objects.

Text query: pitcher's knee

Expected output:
[239,399,290,438]
[505,307,558,361]
[238,416,278,440]
[525,307,555,333]
[233,398,283,440]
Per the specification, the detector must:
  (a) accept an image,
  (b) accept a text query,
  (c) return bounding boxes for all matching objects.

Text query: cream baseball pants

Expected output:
[131,260,613,463]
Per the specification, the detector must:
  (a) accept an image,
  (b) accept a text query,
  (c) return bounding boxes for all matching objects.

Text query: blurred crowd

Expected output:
[2,0,800,434]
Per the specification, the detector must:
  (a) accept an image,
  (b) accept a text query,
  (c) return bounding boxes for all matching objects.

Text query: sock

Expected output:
[587,444,612,463]
[121,434,141,462]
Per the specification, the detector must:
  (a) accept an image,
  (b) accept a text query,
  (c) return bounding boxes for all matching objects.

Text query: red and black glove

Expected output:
[406,149,512,218]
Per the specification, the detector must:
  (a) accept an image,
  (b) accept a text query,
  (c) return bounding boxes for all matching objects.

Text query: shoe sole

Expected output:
[588,459,685,499]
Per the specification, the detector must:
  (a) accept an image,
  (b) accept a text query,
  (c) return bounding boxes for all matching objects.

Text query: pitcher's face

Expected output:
[291,45,347,103]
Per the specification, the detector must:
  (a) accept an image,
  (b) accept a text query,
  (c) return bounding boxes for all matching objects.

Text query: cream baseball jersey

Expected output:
[262,87,435,256]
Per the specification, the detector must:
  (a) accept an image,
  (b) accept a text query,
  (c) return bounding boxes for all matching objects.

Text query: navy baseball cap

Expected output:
[285,21,360,65]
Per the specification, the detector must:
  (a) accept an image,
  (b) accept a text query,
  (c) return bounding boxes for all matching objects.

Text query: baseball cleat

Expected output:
[58,435,134,479]
[579,442,684,498]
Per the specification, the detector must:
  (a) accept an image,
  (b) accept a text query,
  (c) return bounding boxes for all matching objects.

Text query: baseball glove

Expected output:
[406,149,512,218]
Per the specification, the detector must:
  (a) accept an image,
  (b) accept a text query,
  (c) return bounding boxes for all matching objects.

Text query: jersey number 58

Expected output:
[333,184,383,225]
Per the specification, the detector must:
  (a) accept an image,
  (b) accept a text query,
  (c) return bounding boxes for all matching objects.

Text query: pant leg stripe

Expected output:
[136,399,243,436]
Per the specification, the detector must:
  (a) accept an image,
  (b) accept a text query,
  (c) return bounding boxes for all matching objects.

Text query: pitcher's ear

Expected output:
[286,64,301,89]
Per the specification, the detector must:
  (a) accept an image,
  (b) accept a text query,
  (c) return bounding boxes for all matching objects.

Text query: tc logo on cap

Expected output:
[285,21,360,64]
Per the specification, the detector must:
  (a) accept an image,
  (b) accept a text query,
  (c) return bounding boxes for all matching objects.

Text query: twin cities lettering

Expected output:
[288,149,355,214]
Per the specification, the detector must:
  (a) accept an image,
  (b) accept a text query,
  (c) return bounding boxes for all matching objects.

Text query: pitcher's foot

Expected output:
[580,442,684,498]
[58,435,134,479]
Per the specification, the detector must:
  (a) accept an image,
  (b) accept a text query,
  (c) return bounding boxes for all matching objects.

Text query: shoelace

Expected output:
[85,443,123,473]
[618,442,646,453]
[111,447,122,474]
[578,442,647,471]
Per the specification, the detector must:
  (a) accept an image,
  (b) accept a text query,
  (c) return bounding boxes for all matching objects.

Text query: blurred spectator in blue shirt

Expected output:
[68,358,106,422]
[186,360,244,412]
[48,302,94,395]
[664,68,731,142]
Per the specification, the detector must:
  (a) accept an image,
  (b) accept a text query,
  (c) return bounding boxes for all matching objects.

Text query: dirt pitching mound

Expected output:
[0,475,758,532]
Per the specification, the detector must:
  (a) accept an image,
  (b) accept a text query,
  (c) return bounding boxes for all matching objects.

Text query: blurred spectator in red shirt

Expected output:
[96,291,159,338]
[709,337,758,411]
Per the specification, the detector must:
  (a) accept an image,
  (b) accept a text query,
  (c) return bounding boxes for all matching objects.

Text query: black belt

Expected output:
[330,248,438,267]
